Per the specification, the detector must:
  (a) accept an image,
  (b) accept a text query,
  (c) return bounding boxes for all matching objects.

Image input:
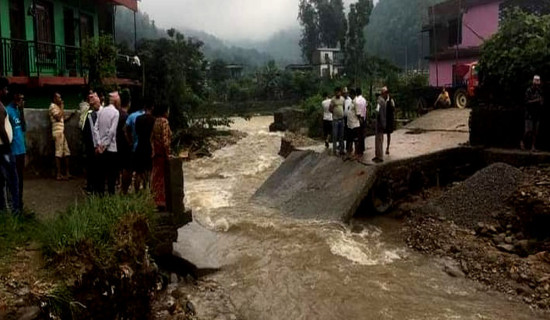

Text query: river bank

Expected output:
[168,115,549,319]
[404,163,550,310]
[0,118,249,319]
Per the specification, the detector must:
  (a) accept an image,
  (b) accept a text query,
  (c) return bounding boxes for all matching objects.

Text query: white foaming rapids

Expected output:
[326,227,406,266]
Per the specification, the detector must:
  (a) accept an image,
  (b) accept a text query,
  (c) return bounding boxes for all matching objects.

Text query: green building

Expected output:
[0,0,138,90]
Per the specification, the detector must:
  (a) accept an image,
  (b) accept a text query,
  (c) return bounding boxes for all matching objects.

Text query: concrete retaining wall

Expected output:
[24,108,83,175]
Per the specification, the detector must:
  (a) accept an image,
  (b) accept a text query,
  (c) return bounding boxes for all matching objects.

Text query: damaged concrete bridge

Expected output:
[253,109,550,221]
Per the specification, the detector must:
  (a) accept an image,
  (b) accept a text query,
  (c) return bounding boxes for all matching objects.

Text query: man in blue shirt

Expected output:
[126,108,144,153]
[0,78,20,213]
[6,86,26,210]
[125,105,144,193]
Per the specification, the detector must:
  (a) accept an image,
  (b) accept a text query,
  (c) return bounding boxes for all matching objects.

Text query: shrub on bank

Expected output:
[0,194,160,319]
[39,193,157,260]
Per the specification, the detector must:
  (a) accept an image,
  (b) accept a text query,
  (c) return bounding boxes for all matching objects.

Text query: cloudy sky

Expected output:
[140,0,378,41]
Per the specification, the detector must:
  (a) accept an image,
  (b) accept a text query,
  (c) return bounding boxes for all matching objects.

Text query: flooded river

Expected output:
[179,116,548,320]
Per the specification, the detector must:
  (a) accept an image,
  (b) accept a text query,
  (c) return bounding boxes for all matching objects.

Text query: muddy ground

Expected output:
[403,163,550,310]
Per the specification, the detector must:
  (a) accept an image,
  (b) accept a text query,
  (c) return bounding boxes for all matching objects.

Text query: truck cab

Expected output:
[452,62,479,108]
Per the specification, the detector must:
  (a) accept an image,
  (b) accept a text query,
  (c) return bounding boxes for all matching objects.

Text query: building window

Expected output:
[80,13,95,44]
[35,1,54,44]
[448,17,462,47]
[35,1,56,64]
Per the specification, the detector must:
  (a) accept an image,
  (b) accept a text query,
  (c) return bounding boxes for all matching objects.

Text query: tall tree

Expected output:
[298,0,348,63]
[298,0,320,63]
[365,0,444,69]
[345,0,374,85]
[317,0,347,48]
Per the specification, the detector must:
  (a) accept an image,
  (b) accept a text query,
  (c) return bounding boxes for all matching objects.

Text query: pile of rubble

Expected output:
[404,163,550,309]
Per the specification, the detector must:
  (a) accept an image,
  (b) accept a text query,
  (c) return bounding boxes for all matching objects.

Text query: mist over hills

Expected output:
[116,7,302,68]
[230,28,304,66]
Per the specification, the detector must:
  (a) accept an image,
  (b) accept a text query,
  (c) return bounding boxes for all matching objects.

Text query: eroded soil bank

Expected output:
[404,163,550,310]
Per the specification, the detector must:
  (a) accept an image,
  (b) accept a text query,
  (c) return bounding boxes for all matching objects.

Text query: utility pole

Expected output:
[432,4,438,87]
[133,10,138,54]
[454,0,461,85]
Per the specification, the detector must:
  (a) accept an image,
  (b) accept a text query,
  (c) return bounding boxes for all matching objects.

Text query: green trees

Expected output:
[81,35,118,90]
[298,0,348,63]
[479,9,550,105]
[298,0,320,63]
[138,29,207,130]
[365,0,443,69]
[345,0,374,86]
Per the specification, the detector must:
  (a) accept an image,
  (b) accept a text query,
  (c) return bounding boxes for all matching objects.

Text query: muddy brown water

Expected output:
[177,116,549,320]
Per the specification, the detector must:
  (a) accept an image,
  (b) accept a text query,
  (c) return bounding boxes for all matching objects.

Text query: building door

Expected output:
[35,1,55,69]
[63,8,77,75]
[9,0,28,76]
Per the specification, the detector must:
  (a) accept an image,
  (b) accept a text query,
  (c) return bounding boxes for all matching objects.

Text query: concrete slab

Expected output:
[173,222,224,270]
[254,151,378,221]
[253,109,472,221]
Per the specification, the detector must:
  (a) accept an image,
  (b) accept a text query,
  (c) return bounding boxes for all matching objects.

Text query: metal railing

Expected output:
[1,38,84,78]
[1,38,141,82]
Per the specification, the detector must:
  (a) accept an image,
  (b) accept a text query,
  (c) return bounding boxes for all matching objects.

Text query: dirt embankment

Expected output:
[404,163,550,309]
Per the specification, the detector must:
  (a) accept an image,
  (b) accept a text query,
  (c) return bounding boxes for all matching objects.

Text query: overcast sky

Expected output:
[140,0,379,41]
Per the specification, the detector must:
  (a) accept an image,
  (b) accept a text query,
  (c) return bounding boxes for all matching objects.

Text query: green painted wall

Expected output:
[0,0,12,38]
[2,0,103,77]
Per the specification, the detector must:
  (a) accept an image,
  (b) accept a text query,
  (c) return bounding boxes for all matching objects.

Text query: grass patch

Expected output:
[1,193,160,319]
[38,192,157,260]
[0,214,37,264]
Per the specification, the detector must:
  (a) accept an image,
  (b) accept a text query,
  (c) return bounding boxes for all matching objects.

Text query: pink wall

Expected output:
[429,1,501,87]
[429,59,476,87]
[460,1,501,48]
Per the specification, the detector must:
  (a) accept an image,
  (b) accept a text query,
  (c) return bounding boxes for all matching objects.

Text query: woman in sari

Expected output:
[151,105,171,210]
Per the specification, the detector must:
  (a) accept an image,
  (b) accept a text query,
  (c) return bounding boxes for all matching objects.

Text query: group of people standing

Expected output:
[0,78,25,213]
[75,90,173,209]
[0,76,174,214]
[323,86,395,163]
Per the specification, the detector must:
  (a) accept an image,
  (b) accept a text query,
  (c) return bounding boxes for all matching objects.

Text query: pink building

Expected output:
[423,0,503,87]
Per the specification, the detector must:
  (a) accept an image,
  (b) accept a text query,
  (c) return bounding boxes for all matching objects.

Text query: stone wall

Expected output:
[269,108,309,135]
[24,108,83,175]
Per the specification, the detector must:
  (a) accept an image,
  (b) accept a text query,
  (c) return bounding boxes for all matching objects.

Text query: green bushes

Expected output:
[39,193,156,260]
[479,9,550,106]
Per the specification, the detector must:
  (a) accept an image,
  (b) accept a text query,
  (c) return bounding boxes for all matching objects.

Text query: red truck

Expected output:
[416,62,479,113]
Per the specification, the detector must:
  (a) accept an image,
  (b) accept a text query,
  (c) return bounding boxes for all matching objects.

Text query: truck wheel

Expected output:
[454,89,468,109]
[416,97,428,115]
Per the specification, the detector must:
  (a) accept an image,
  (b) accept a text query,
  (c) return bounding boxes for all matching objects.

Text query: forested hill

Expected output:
[365,0,444,70]
[231,28,303,66]
[115,8,275,67]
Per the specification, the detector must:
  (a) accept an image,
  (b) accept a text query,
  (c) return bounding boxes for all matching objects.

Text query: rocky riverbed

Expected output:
[404,163,550,310]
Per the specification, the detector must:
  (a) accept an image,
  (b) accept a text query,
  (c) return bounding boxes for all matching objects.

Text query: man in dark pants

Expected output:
[330,87,345,155]
[354,88,368,158]
[6,85,26,209]
[117,89,132,194]
[522,75,544,152]
[83,92,101,194]
[94,91,120,195]
[0,77,20,213]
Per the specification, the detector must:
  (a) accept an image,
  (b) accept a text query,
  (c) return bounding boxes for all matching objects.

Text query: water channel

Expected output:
[179,116,548,320]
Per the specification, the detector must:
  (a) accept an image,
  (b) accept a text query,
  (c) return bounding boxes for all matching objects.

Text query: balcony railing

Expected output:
[1,38,83,78]
[1,38,141,83]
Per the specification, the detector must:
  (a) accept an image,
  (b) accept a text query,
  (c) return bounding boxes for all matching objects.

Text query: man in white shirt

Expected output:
[321,92,332,148]
[354,88,368,157]
[94,91,120,195]
[343,87,353,153]
[346,89,361,158]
